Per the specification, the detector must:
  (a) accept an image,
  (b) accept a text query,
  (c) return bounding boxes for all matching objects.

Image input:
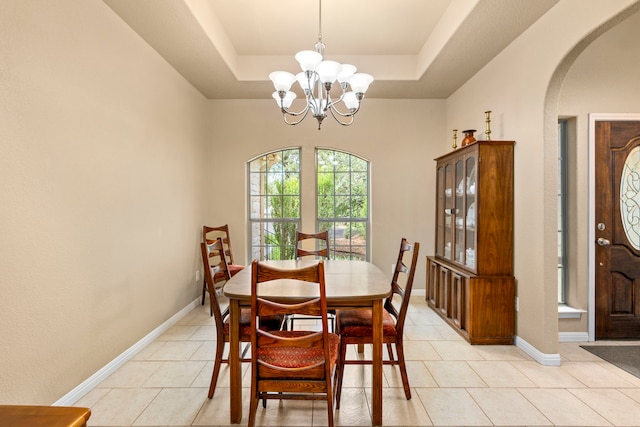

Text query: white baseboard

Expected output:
[412,289,426,297]
[53,297,201,406]
[514,335,561,366]
[559,331,590,343]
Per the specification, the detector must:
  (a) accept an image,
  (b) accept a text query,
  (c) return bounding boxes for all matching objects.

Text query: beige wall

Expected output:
[0,0,209,404]
[445,0,640,355]
[557,11,640,333]
[206,98,445,288]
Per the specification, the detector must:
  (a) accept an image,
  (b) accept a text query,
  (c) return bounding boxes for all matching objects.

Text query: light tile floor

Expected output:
[77,296,640,426]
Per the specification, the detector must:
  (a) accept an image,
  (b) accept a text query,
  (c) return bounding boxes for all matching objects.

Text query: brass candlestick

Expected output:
[485,110,492,140]
[452,129,458,149]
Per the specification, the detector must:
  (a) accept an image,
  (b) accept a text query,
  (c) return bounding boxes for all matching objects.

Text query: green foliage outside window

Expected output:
[266,174,299,260]
[317,149,369,260]
[249,149,300,260]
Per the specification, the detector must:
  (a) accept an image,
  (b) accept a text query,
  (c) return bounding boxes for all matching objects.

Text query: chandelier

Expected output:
[269,0,374,130]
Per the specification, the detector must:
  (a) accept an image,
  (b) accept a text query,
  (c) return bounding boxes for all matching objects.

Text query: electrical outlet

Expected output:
[515,297,519,312]
[195,270,200,282]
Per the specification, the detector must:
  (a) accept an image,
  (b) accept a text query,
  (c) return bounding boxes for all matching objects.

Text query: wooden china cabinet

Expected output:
[426,140,515,344]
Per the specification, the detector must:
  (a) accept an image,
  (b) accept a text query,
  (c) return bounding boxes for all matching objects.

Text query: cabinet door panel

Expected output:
[437,266,449,316]
[427,258,438,305]
[450,272,466,329]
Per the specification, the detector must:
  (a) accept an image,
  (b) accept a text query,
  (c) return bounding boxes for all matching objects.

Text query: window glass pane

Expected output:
[249,196,263,219]
[334,151,350,172]
[335,196,351,218]
[282,149,300,171]
[352,172,367,195]
[558,121,568,304]
[266,152,282,170]
[317,150,333,169]
[351,156,367,171]
[352,196,367,218]
[318,195,334,218]
[335,173,350,195]
[330,221,367,260]
[317,172,334,195]
[282,195,300,218]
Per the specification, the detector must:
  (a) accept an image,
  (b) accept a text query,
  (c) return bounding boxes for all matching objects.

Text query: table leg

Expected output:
[229,299,242,423]
[371,299,383,426]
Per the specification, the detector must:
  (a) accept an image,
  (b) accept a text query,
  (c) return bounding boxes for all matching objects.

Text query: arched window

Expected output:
[317,149,370,261]
[248,148,301,260]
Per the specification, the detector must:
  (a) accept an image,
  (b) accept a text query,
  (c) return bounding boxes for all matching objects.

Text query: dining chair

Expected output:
[248,259,340,427]
[200,241,284,399]
[202,224,245,313]
[334,238,420,407]
[292,230,334,331]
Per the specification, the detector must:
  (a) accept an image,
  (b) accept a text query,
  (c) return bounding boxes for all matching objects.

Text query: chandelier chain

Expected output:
[318,0,322,43]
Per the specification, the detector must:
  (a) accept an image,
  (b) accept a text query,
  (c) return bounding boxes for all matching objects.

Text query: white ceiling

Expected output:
[103,0,559,99]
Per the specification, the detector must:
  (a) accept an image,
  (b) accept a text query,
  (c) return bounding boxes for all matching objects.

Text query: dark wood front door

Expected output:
[595,120,640,339]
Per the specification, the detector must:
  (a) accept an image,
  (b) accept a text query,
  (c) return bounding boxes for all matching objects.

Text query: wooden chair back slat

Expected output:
[295,230,330,259]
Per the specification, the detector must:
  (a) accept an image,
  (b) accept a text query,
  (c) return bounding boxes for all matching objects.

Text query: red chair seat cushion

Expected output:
[228,264,245,277]
[336,309,397,338]
[212,264,244,282]
[256,330,340,373]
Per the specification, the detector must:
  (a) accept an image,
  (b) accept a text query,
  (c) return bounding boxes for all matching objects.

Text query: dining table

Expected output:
[223,259,391,426]
[0,405,91,427]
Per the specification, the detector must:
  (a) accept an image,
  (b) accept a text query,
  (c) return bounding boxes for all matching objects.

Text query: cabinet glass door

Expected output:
[435,165,445,257]
[444,163,453,260]
[465,155,477,270]
[454,160,464,264]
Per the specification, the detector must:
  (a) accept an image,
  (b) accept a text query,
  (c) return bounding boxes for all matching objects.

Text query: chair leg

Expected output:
[201,279,206,305]
[208,339,225,398]
[395,340,411,400]
[248,384,259,427]
[386,342,395,361]
[326,385,335,427]
[335,339,348,409]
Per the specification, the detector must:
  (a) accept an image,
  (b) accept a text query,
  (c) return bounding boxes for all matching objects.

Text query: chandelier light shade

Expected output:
[269,0,374,130]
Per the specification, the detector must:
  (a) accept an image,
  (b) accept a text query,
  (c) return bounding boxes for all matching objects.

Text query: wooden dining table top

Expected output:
[0,405,91,427]
[223,259,391,305]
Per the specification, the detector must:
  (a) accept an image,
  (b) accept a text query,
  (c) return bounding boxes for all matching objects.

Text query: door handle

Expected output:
[597,237,611,246]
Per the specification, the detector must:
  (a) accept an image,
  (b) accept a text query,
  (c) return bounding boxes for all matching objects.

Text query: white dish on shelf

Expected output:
[466,202,476,228]
[467,182,476,195]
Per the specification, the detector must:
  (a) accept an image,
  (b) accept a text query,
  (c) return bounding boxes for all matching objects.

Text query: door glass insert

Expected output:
[620,145,640,250]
